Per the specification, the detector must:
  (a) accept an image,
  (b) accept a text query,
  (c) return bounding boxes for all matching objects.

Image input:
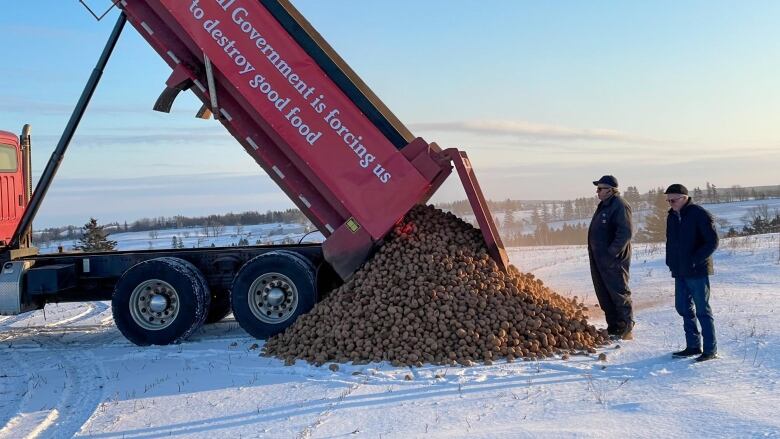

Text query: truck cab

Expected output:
[0,128,29,246]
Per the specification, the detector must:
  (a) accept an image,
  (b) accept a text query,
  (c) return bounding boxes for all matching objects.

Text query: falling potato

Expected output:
[264,205,608,366]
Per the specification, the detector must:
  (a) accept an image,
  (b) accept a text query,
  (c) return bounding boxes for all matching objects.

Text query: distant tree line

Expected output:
[438,183,780,246]
[725,205,780,237]
[726,214,780,237]
[437,184,780,226]
[692,183,780,204]
[503,223,589,246]
[35,183,780,248]
[120,209,310,232]
[33,208,312,245]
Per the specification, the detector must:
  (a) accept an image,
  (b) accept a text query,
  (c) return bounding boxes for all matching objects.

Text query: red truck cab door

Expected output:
[0,130,25,246]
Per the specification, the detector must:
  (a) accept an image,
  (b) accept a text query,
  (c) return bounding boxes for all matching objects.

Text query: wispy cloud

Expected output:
[31,124,231,148]
[2,97,75,115]
[410,120,657,144]
[51,132,231,147]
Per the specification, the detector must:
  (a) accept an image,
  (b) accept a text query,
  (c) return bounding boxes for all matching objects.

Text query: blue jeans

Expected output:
[674,276,717,354]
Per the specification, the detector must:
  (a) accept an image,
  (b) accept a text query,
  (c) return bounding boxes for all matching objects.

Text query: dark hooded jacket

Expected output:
[588,194,633,267]
[665,199,719,278]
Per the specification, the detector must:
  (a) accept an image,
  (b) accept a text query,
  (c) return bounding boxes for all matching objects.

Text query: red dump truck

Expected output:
[0,0,507,346]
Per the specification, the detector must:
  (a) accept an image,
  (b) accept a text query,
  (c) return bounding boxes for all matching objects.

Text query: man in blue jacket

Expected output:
[588,175,634,340]
[665,184,720,362]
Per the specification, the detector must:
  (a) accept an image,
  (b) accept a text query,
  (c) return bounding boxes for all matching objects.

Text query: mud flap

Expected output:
[322,222,374,281]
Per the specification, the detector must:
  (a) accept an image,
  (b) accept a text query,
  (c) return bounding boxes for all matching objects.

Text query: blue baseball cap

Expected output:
[593,175,618,188]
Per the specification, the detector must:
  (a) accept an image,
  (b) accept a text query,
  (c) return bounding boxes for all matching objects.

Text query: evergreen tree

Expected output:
[563,201,574,221]
[503,210,516,230]
[624,186,641,208]
[534,222,551,245]
[541,203,551,223]
[530,208,541,226]
[75,218,117,252]
[639,190,668,242]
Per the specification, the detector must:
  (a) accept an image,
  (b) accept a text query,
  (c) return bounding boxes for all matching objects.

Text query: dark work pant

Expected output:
[589,256,633,333]
[674,276,716,354]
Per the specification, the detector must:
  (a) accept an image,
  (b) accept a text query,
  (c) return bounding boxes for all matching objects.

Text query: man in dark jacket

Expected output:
[665,184,720,362]
[588,175,634,340]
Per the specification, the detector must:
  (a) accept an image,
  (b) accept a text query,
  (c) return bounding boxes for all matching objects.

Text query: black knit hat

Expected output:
[592,175,618,188]
[664,184,689,195]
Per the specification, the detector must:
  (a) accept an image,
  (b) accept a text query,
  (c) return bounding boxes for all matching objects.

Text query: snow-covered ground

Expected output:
[1,234,779,438]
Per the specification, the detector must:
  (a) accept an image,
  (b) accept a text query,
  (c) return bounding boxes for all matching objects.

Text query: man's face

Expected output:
[596,186,613,201]
[666,194,688,212]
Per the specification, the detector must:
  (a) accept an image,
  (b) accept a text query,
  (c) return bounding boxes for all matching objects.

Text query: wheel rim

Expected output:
[129,279,180,331]
[247,272,299,324]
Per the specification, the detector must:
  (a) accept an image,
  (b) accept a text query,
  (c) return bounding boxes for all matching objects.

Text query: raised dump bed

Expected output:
[119,0,507,277]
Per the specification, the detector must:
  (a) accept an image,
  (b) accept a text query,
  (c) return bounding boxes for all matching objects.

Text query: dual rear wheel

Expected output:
[112,257,210,346]
[230,251,316,339]
[112,252,318,345]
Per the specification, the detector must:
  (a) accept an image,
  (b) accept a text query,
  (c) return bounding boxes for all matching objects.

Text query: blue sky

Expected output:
[1,1,778,227]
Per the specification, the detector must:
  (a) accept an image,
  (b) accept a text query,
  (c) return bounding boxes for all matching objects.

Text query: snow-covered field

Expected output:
[37,223,323,254]
[461,197,780,235]
[1,234,779,438]
[703,198,780,233]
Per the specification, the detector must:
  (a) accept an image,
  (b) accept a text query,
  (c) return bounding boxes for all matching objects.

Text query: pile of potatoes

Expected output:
[264,205,608,366]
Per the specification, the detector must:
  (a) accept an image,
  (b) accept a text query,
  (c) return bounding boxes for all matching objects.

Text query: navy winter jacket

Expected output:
[588,194,633,267]
[665,199,719,278]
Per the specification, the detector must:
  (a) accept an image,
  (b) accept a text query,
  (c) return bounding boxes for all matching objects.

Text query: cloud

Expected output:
[54,132,231,147]
[410,120,656,144]
[1,97,75,115]
[30,125,232,148]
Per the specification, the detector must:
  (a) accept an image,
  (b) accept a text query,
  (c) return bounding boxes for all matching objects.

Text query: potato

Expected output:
[263,205,606,367]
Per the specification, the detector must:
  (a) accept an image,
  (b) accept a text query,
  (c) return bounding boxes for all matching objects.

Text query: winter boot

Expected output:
[672,347,703,358]
[695,352,719,362]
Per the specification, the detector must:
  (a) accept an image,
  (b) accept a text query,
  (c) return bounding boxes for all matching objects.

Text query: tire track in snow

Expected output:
[0,346,29,435]
[0,302,119,345]
[0,341,108,438]
[1,302,111,333]
[0,305,111,439]
[0,313,34,330]
[45,302,109,328]
[295,376,369,439]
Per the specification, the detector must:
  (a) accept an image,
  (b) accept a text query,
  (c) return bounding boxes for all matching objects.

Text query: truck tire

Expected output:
[230,251,316,339]
[112,257,210,346]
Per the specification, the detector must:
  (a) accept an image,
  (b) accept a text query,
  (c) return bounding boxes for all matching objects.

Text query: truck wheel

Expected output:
[112,257,210,346]
[205,292,232,324]
[231,251,316,339]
